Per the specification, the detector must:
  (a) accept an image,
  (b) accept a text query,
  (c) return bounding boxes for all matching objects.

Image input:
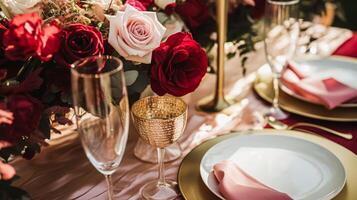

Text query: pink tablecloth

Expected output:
[12,29,357,200]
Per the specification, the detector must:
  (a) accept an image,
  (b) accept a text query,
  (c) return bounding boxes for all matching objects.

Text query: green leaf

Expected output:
[125,70,139,86]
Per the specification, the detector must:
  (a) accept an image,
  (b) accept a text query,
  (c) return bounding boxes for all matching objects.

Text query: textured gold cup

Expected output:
[131,96,188,148]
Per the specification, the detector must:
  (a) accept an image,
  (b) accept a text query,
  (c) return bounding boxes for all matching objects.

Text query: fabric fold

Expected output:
[213,160,292,200]
[281,62,357,109]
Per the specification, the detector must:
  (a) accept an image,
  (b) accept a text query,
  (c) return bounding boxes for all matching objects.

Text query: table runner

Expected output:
[12,27,357,200]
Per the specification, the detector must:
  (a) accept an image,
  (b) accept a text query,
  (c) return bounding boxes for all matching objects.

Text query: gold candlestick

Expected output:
[197,0,231,112]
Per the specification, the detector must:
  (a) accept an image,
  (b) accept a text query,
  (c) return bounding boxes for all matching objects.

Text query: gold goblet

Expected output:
[131,96,187,200]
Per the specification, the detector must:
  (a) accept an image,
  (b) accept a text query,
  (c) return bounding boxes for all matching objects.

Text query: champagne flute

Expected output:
[131,96,187,200]
[71,56,129,200]
[264,0,300,119]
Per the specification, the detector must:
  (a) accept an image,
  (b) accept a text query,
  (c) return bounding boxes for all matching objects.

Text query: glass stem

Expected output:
[157,148,166,186]
[105,175,114,200]
[272,73,280,109]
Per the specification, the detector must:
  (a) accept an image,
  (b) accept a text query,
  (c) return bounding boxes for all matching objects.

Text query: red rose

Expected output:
[165,3,176,15]
[55,24,104,67]
[151,32,208,96]
[175,0,210,29]
[3,13,61,62]
[0,95,43,142]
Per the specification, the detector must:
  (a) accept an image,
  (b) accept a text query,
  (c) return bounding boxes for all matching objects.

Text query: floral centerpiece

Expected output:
[0,0,267,197]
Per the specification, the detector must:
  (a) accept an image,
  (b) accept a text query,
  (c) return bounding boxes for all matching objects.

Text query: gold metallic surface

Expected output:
[131,96,188,148]
[197,0,231,112]
[254,71,357,122]
[178,130,357,200]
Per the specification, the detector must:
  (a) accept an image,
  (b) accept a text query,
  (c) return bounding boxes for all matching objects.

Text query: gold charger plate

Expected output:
[254,66,357,122]
[177,129,357,200]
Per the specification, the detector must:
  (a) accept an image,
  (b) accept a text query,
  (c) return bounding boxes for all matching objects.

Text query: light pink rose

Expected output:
[106,5,166,64]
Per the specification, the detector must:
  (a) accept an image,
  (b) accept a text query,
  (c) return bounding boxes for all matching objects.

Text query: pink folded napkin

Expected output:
[281,63,357,109]
[213,160,292,200]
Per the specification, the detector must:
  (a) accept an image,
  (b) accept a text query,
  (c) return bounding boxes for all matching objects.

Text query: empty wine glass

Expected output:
[71,56,129,200]
[131,96,187,200]
[264,0,300,119]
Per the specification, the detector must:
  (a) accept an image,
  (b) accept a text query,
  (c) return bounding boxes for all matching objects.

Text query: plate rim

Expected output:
[198,133,347,200]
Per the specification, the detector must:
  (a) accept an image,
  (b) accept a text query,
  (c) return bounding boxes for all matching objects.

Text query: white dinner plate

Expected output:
[200,133,346,200]
[281,56,357,108]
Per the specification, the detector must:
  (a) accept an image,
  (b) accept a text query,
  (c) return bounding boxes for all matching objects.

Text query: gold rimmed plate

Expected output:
[177,130,357,200]
[254,65,357,122]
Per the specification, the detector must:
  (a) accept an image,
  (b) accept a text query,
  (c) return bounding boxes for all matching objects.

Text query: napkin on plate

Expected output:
[281,61,357,109]
[213,160,292,200]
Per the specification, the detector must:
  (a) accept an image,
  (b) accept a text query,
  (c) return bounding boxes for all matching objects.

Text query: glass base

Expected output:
[141,179,178,200]
[134,138,182,163]
[267,106,289,120]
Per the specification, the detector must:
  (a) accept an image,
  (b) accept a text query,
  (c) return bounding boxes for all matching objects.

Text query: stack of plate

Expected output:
[254,56,357,122]
[178,130,357,200]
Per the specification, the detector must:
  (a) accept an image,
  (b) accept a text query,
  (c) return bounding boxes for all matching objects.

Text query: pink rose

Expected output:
[106,5,166,64]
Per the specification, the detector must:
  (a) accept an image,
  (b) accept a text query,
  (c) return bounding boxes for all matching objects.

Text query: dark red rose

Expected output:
[164,3,176,15]
[138,0,154,7]
[151,32,208,96]
[175,0,210,29]
[0,95,43,142]
[2,13,61,62]
[55,24,104,67]
[251,0,265,19]
[125,0,147,11]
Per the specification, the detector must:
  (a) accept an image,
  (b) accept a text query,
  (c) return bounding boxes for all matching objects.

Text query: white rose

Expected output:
[154,0,176,9]
[3,0,41,16]
[106,5,166,64]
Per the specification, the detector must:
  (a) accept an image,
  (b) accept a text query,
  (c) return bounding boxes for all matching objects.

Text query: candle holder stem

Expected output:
[197,0,231,112]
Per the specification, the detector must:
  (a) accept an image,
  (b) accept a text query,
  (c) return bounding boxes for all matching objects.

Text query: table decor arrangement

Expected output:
[0,0,267,195]
[0,0,352,199]
[0,0,270,160]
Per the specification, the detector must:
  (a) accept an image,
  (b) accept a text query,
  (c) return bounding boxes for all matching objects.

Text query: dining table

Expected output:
[12,25,357,200]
